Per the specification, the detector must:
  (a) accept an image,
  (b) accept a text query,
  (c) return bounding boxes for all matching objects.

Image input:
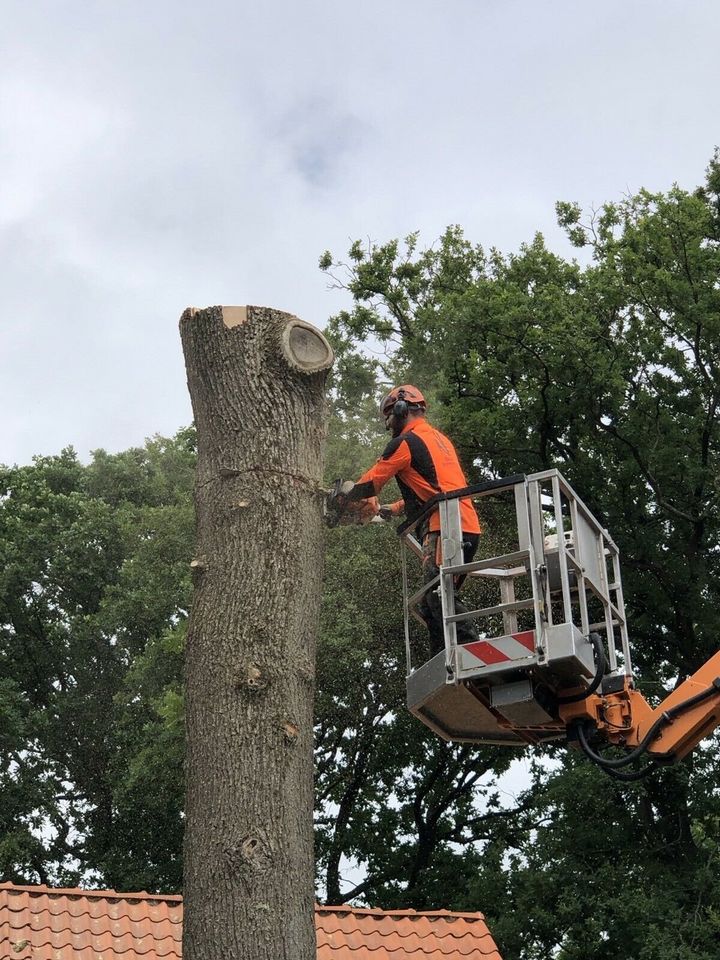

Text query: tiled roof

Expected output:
[0,883,502,960]
[0,883,182,959]
[316,904,502,959]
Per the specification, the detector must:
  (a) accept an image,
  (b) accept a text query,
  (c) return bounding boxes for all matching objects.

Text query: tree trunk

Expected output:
[180,305,333,960]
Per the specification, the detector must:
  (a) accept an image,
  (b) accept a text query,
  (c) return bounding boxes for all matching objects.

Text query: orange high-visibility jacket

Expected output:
[352,418,481,534]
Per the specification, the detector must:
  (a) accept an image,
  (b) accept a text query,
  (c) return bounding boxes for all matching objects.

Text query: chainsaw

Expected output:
[324,479,380,527]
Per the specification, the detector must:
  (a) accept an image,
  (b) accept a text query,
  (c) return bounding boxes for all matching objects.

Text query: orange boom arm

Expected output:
[560,650,720,774]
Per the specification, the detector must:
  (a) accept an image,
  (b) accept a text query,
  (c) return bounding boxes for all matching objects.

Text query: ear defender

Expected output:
[393,389,408,419]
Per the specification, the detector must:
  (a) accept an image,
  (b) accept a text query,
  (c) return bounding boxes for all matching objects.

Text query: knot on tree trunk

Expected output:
[190,557,208,582]
[281,720,300,744]
[236,662,269,694]
[225,830,275,878]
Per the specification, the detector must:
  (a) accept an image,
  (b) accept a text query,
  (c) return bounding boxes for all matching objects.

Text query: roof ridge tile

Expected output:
[318,904,487,920]
[0,882,182,903]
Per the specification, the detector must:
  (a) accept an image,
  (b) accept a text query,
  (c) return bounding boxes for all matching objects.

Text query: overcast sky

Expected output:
[2,0,718,466]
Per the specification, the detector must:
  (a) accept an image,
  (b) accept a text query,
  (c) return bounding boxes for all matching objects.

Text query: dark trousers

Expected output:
[420,532,480,656]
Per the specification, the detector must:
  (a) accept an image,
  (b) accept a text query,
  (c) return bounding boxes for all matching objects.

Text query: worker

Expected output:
[343,385,481,655]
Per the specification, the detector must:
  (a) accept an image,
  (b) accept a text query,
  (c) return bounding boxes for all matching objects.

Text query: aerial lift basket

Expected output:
[401,470,632,747]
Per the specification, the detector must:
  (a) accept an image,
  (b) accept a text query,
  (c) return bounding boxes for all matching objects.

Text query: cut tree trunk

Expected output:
[180,305,334,960]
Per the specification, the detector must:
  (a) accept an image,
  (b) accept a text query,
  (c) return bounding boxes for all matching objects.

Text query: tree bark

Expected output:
[180,305,333,960]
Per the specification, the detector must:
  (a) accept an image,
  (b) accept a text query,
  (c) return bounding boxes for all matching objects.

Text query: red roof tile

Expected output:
[0,883,502,960]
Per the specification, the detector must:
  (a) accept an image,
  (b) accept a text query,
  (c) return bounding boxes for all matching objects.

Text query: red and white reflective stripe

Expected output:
[461,630,536,667]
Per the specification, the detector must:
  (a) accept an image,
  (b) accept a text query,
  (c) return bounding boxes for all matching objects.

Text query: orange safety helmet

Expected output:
[380,384,427,418]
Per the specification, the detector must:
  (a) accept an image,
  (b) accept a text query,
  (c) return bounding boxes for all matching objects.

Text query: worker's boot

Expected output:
[422,590,477,656]
[420,590,445,658]
[426,623,446,658]
[455,600,478,645]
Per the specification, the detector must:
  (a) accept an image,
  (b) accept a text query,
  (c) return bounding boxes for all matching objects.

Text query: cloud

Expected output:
[271,96,368,188]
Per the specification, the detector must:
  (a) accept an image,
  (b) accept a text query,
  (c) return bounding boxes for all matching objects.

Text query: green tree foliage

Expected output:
[320,152,720,958]
[0,433,194,890]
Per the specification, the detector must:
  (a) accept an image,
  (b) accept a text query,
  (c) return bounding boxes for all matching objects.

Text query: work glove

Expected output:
[378,500,404,521]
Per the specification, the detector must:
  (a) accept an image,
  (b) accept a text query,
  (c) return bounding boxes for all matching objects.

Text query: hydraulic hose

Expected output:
[556,633,607,705]
[605,764,658,782]
[576,722,657,781]
[576,675,720,771]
